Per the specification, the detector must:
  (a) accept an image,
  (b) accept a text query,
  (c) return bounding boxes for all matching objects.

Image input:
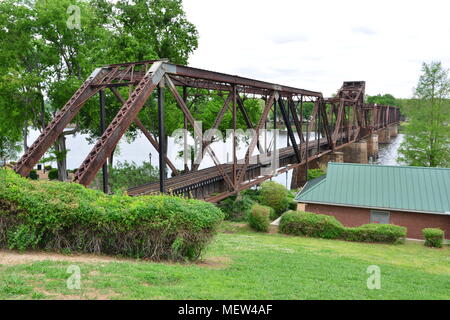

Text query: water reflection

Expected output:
[376,134,404,166]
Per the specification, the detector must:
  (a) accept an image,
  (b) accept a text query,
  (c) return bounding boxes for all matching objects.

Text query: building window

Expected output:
[370,210,390,224]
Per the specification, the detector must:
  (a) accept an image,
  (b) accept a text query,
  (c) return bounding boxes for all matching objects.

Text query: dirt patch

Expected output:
[196,256,232,269]
[0,249,135,266]
[34,287,117,300]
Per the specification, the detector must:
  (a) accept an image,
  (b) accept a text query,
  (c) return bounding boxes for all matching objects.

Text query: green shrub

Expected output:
[247,204,272,232]
[422,228,444,248]
[0,169,224,261]
[28,170,39,180]
[48,168,58,180]
[259,181,290,218]
[279,211,344,239]
[307,168,326,180]
[218,195,255,222]
[343,224,406,244]
[279,210,407,244]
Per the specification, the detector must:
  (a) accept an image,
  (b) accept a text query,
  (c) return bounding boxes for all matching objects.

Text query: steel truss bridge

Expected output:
[14,60,400,202]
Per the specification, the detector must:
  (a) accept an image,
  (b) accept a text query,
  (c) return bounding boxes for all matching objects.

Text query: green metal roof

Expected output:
[295,163,450,215]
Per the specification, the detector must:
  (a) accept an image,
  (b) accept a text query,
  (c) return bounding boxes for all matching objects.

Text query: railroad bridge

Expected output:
[14,60,399,202]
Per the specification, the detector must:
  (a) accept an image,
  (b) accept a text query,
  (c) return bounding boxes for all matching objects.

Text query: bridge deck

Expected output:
[127,136,331,197]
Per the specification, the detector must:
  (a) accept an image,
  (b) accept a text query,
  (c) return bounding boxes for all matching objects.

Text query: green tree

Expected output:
[398,62,450,167]
[366,93,398,106]
[0,0,199,181]
[0,128,22,166]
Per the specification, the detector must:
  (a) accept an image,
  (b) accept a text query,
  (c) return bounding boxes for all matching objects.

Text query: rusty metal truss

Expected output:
[14,60,400,202]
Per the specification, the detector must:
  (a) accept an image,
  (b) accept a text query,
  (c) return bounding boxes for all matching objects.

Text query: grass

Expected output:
[0,222,448,300]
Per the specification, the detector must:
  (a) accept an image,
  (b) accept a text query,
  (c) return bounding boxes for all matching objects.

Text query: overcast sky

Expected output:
[182,0,450,98]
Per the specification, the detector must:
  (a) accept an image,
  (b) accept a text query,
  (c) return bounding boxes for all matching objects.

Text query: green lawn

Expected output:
[0,222,448,300]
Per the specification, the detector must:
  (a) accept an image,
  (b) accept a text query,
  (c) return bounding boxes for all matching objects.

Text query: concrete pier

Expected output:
[389,125,398,138]
[366,134,379,158]
[378,128,391,144]
[342,139,368,164]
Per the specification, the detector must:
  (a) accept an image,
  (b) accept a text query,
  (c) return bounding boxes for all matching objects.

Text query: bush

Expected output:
[28,170,39,180]
[422,228,444,248]
[48,168,58,180]
[279,211,344,239]
[247,204,272,232]
[259,181,290,218]
[343,224,406,244]
[279,210,407,244]
[0,169,224,261]
[218,195,256,221]
[307,168,326,180]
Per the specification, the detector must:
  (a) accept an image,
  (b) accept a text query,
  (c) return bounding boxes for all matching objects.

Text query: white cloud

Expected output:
[183,0,450,98]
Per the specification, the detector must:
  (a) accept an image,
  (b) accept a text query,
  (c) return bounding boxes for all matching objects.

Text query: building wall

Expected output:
[302,203,450,240]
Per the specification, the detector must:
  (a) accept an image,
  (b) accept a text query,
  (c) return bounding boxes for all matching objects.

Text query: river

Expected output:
[26,129,404,189]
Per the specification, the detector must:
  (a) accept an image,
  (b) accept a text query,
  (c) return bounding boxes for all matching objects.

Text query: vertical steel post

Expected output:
[158,81,165,193]
[99,89,109,194]
[305,97,309,182]
[183,86,189,172]
[232,85,237,187]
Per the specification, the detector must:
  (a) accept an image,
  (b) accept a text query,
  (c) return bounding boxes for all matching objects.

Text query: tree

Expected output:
[0,0,199,181]
[366,94,398,106]
[0,129,22,167]
[398,61,450,167]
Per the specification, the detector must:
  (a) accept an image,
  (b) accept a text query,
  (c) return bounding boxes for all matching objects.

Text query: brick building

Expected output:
[295,163,450,240]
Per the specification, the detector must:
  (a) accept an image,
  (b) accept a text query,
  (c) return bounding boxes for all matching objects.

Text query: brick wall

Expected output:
[302,203,450,240]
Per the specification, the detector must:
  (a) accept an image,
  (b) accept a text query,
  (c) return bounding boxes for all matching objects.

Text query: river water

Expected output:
[26,129,404,189]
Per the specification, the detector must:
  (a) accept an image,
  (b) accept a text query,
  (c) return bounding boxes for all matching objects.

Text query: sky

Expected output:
[182,0,450,98]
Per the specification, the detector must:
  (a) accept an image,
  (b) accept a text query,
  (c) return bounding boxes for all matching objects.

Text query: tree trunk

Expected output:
[23,123,28,152]
[54,135,68,181]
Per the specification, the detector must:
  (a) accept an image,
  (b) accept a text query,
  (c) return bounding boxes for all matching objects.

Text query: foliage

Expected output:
[398,61,450,167]
[0,0,199,176]
[0,132,22,166]
[96,161,159,194]
[343,224,406,244]
[0,169,224,260]
[367,94,399,106]
[422,228,444,248]
[247,204,272,232]
[279,211,344,239]
[279,211,407,244]
[307,168,326,180]
[28,170,39,180]
[259,181,290,218]
[218,195,256,222]
[48,168,59,180]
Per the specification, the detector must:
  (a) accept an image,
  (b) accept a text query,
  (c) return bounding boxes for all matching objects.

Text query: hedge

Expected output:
[279,210,344,239]
[422,228,444,248]
[0,169,224,261]
[279,210,406,244]
[247,204,272,232]
[343,224,406,244]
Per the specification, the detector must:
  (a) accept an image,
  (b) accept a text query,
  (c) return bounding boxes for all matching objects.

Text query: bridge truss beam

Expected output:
[14,60,400,201]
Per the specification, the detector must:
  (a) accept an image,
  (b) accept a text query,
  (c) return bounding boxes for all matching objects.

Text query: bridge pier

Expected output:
[342,139,368,164]
[366,134,379,159]
[389,124,398,138]
[378,128,391,144]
